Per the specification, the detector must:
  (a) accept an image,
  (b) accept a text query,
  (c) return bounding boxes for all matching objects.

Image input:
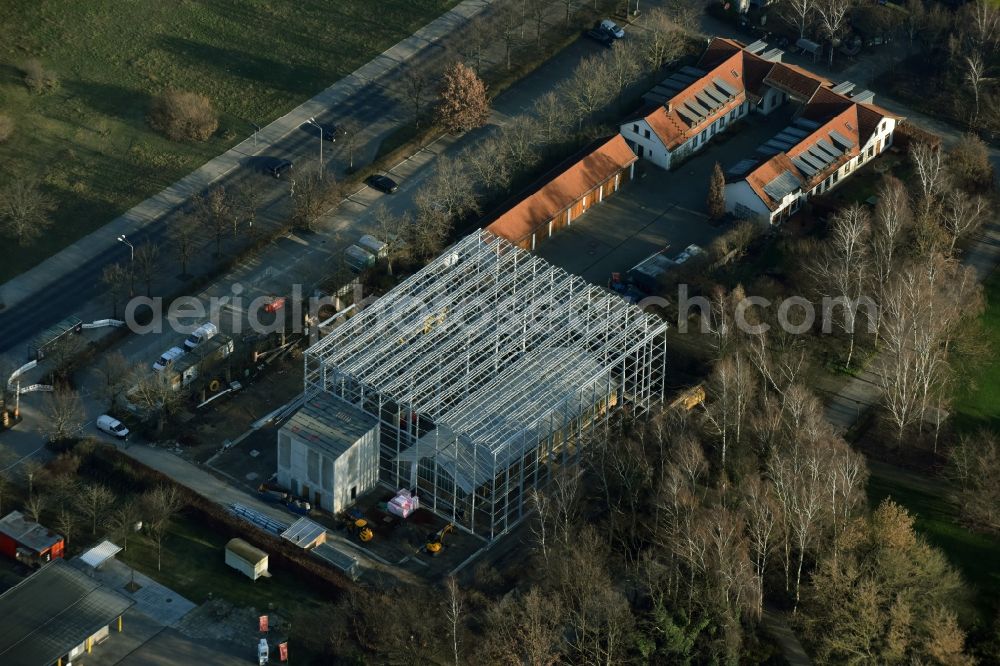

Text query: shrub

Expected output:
[0,115,13,143]
[22,59,58,94]
[148,90,218,142]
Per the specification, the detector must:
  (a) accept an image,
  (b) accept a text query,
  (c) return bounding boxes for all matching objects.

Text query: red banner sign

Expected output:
[279,642,288,661]
[259,615,269,632]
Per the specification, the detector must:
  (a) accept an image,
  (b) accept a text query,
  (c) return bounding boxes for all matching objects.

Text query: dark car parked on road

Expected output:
[585,27,615,48]
[268,159,293,179]
[366,174,399,193]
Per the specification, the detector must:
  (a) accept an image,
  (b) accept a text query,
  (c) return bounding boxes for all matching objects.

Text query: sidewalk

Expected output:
[0,0,497,312]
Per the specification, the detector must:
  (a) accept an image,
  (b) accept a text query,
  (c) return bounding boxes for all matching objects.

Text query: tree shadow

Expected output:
[61,79,152,131]
[156,36,332,95]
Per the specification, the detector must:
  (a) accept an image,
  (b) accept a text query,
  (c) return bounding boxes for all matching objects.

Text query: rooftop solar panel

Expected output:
[851,90,875,104]
[695,91,720,111]
[727,158,759,177]
[807,148,834,167]
[775,131,803,143]
[761,48,784,61]
[815,139,843,157]
[794,118,821,130]
[682,102,705,120]
[701,87,726,106]
[828,129,856,149]
[783,127,808,138]
[763,170,801,201]
[831,81,856,95]
[745,39,768,54]
[791,156,818,177]
[681,66,707,77]
[662,81,685,92]
[757,146,781,156]
[673,73,697,84]
[713,77,738,97]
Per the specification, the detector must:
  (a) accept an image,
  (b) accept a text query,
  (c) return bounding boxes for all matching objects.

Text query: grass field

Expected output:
[867,461,1000,622]
[0,0,456,282]
[118,509,335,658]
[954,270,1000,433]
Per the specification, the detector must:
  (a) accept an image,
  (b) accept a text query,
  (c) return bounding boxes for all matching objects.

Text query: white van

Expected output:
[96,415,129,440]
[184,322,219,350]
[153,346,186,372]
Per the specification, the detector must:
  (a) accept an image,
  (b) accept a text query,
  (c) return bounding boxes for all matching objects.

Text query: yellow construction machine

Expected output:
[425,523,454,556]
[345,509,374,542]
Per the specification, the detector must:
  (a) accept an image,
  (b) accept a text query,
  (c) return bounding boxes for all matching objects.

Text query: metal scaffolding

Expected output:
[304,231,669,541]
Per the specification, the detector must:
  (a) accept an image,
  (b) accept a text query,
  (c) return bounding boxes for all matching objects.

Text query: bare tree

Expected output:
[563,0,575,26]
[134,242,160,297]
[101,262,130,318]
[563,55,613,130]
[742,475,781,617]
[701,353,755,470]
[530,0,547,46]
[943,191,988,254]
[194,186,231,257]
[869,176,910,345]
[42,389,84,442]
[170,215,199,278]
[642,8,689,71]
[812,204,871,368]
[131,372,183,434]
[232,180,262,239]
[372,204,411,276]
[816,0,852,66]
[483,587,565,665]
[464,136,512,193]
[607,41,642,102]
[77,483,117,535]
[781,0,818,39]
[20,459,46,497]
[0,177,56,246]
[462,15,495,74]
[110,500,141,551]
[966,0,1000,53]
[497,5,520,70]
[24,494,46,523]
[444,577,463,666]
[965,53,990,127]
[291,167,341,231]
[54,506,78,547]
[910,142,947,215]
[904,0,925,46]
[401,66,430,126]
[533,90,568,146]
[95,351,134,408]
[142,485,185,571]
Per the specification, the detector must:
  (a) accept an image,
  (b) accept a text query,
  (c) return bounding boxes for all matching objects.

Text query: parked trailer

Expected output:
[357,234,388,258]
[345,244,376,272]
[225,538,269,580]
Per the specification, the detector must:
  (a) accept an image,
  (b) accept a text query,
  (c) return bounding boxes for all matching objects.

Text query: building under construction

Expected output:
[303,231,668,541]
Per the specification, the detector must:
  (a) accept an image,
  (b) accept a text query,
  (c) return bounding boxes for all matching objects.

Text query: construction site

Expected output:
[300,231,670,544]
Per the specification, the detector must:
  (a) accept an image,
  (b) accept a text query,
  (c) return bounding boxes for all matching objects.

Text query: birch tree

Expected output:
[942,191,988,255]
[816,0,852,66]
[781,0,817,39]
[910,142,947,215]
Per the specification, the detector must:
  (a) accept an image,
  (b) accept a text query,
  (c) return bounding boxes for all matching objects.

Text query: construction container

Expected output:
[225,538,269,580]
[345,245,376,272]
[357,234,388,258]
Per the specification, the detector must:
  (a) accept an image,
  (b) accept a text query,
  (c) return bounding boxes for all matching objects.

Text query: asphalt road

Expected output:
[0,71,412,360]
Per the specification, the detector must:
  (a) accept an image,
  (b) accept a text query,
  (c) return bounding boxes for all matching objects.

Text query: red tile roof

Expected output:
[486,135,637,244]
[640,38,831,151]
[744,100,898,211]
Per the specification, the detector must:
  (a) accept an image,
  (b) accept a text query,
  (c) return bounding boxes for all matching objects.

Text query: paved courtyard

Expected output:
[537,106,796,284]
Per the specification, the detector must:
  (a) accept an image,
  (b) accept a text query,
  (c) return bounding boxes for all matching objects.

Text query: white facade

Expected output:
[277,396,381,515]
[620,118,672,169]
[726,115,898,224]
[621,101,752,171]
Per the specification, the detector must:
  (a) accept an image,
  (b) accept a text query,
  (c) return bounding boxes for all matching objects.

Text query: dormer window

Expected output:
[845,122,854,131]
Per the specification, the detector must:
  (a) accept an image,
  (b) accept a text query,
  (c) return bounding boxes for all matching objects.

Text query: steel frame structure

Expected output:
[304,231,668,541]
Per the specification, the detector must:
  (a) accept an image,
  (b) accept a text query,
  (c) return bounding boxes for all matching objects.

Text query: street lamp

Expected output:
[116,234,134,261]
[117,234,135,295]
[249,122,261,149]
[306,117,324,178]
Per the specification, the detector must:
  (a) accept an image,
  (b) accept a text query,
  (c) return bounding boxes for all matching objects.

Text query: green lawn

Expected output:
[118,509,335,657]
[0,0,456,282]
[867,461,1000,622]
[954,270,1000,432]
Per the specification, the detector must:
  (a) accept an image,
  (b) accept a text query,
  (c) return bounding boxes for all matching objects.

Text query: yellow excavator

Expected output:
[345,509,374,542]
[425,523,454,556]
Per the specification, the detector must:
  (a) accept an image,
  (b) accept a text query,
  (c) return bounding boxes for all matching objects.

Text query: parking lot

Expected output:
[537,106,797,284]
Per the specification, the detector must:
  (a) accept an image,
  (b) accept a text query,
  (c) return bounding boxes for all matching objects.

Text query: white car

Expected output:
[184,322,219,350]
[96,415,129,440]
[600,19,625,39]
[153,346,186,372]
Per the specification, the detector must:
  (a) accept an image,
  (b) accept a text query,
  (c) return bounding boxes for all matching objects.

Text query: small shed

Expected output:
[357,234,388,258]
[225,538,269,581]
[79,540,123,569]
[345,245,376,272]
[0,510,64,564]
[281,517,327,550]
